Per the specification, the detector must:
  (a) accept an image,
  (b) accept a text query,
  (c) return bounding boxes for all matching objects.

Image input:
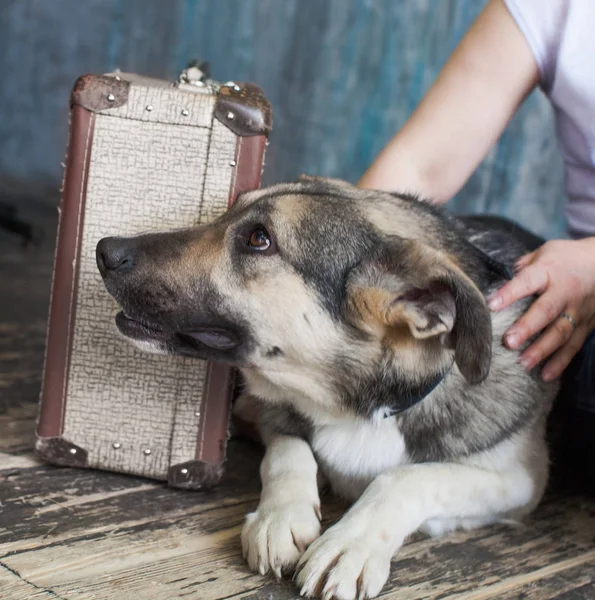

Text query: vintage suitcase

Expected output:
[36,64,272,489]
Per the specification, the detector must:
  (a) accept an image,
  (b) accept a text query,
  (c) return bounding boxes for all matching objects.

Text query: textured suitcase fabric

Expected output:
[37,69,271,489]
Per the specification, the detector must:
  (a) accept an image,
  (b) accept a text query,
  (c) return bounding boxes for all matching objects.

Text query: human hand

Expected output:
[487,237,595,381]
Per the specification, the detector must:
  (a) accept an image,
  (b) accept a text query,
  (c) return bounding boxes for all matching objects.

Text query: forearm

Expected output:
[357,0,539,204]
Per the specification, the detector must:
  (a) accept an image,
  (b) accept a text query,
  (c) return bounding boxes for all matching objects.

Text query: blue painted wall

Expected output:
[0,0,566,237]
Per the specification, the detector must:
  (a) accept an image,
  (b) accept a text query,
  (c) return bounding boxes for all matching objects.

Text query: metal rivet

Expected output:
[194,411,200,417]
[146,105,153,112]
[229,160,237,167]
[107,93,115,102]
[181,108,189,116]
[226,111,235,120]
[112,442,121,450]
[69,448,77,455]
[143,448,152,456]
[180,468,188,475]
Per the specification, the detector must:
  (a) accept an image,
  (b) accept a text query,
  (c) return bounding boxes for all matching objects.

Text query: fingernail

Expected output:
[488,295,502,310]
[505,332,520,349]
[519,354,534,370]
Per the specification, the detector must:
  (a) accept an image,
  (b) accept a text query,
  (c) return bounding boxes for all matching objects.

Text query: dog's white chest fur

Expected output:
[311,414,408,500]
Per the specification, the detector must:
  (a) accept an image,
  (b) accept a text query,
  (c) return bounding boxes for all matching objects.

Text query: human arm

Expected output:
[357,0,540,204]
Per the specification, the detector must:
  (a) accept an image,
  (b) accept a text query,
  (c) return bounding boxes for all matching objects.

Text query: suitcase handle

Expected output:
[177,59,244,97]
[178,60,212,86]
[178,60,223,94]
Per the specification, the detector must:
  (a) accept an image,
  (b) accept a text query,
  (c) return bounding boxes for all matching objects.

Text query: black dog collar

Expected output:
[383,367,451,418]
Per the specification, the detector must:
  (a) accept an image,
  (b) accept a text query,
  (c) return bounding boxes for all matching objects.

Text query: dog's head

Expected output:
[97,177,501,416]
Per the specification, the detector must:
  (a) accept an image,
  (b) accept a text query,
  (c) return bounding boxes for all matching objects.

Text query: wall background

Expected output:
[0,0,566,238]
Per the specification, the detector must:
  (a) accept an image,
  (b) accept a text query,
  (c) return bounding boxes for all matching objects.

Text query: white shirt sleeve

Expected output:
[503,0,570,89]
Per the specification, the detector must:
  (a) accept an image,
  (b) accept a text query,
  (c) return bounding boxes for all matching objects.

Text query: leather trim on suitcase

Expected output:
[35,438,89,468]
[72,74,130,112]
[37,106,95,464]
[230,135,268,203]
[215,83,273,137]
[167,132,268,490]
[168,363,235,489]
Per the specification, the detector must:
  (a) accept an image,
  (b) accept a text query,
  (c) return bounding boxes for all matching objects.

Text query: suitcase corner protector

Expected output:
[35,436,89,468]
[72,73,130,112]
[215,83,272,137]
[167,460,224,491]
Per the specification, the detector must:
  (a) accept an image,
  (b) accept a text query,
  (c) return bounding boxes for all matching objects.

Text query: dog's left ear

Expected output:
[345,240,492,384]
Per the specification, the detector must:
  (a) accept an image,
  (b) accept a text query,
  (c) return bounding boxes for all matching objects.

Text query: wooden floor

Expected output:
[1,200,595,600]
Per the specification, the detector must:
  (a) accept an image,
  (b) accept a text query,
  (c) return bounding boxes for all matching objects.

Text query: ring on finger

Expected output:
[559,312,578,332]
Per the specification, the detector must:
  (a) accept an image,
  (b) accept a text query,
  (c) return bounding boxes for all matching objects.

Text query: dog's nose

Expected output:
[96,237,136,277]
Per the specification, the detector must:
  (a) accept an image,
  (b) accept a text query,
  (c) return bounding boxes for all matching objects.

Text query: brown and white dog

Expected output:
[97,177,557,599]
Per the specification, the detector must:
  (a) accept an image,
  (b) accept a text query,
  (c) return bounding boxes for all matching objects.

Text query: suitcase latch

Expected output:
[177,60,221,94]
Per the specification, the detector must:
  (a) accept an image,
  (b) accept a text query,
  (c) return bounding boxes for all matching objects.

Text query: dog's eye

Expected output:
[248,228,271,251]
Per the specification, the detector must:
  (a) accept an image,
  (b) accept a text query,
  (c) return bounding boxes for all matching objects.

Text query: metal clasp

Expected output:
[177,60,220,93]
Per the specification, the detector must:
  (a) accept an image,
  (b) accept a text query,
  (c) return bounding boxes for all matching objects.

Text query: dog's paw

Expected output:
[295,522,392,600]
[241,501,322,579]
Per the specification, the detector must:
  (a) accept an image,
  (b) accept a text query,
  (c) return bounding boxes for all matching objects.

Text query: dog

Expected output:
[96,176,558,599]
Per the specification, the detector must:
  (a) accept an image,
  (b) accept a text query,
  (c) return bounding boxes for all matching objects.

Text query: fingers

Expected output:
[488,263,549,312]
[517,310,577,370]
[487,239,594,381]
[540,326,588,382]
[504,293,567,350]
[514,251,535,272]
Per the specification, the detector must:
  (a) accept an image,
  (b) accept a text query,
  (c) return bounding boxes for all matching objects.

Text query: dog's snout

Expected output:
[96,237,136,277]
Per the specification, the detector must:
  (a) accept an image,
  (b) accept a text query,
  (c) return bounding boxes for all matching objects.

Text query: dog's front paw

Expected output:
[241,501,322,579]
[295,522,393,600]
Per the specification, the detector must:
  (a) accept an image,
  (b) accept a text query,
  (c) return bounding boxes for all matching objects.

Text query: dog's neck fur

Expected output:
[246,296,553,468]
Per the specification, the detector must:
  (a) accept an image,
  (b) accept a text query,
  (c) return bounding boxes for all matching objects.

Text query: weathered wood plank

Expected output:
[2,481,594,600]
[0,440,264,542]
[0,198,56,427]
[0,562,62,600]
[0,400,39,454]
[451,562,595,600]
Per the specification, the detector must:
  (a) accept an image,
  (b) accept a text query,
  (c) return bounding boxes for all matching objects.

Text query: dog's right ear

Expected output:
[345,239,493,384]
